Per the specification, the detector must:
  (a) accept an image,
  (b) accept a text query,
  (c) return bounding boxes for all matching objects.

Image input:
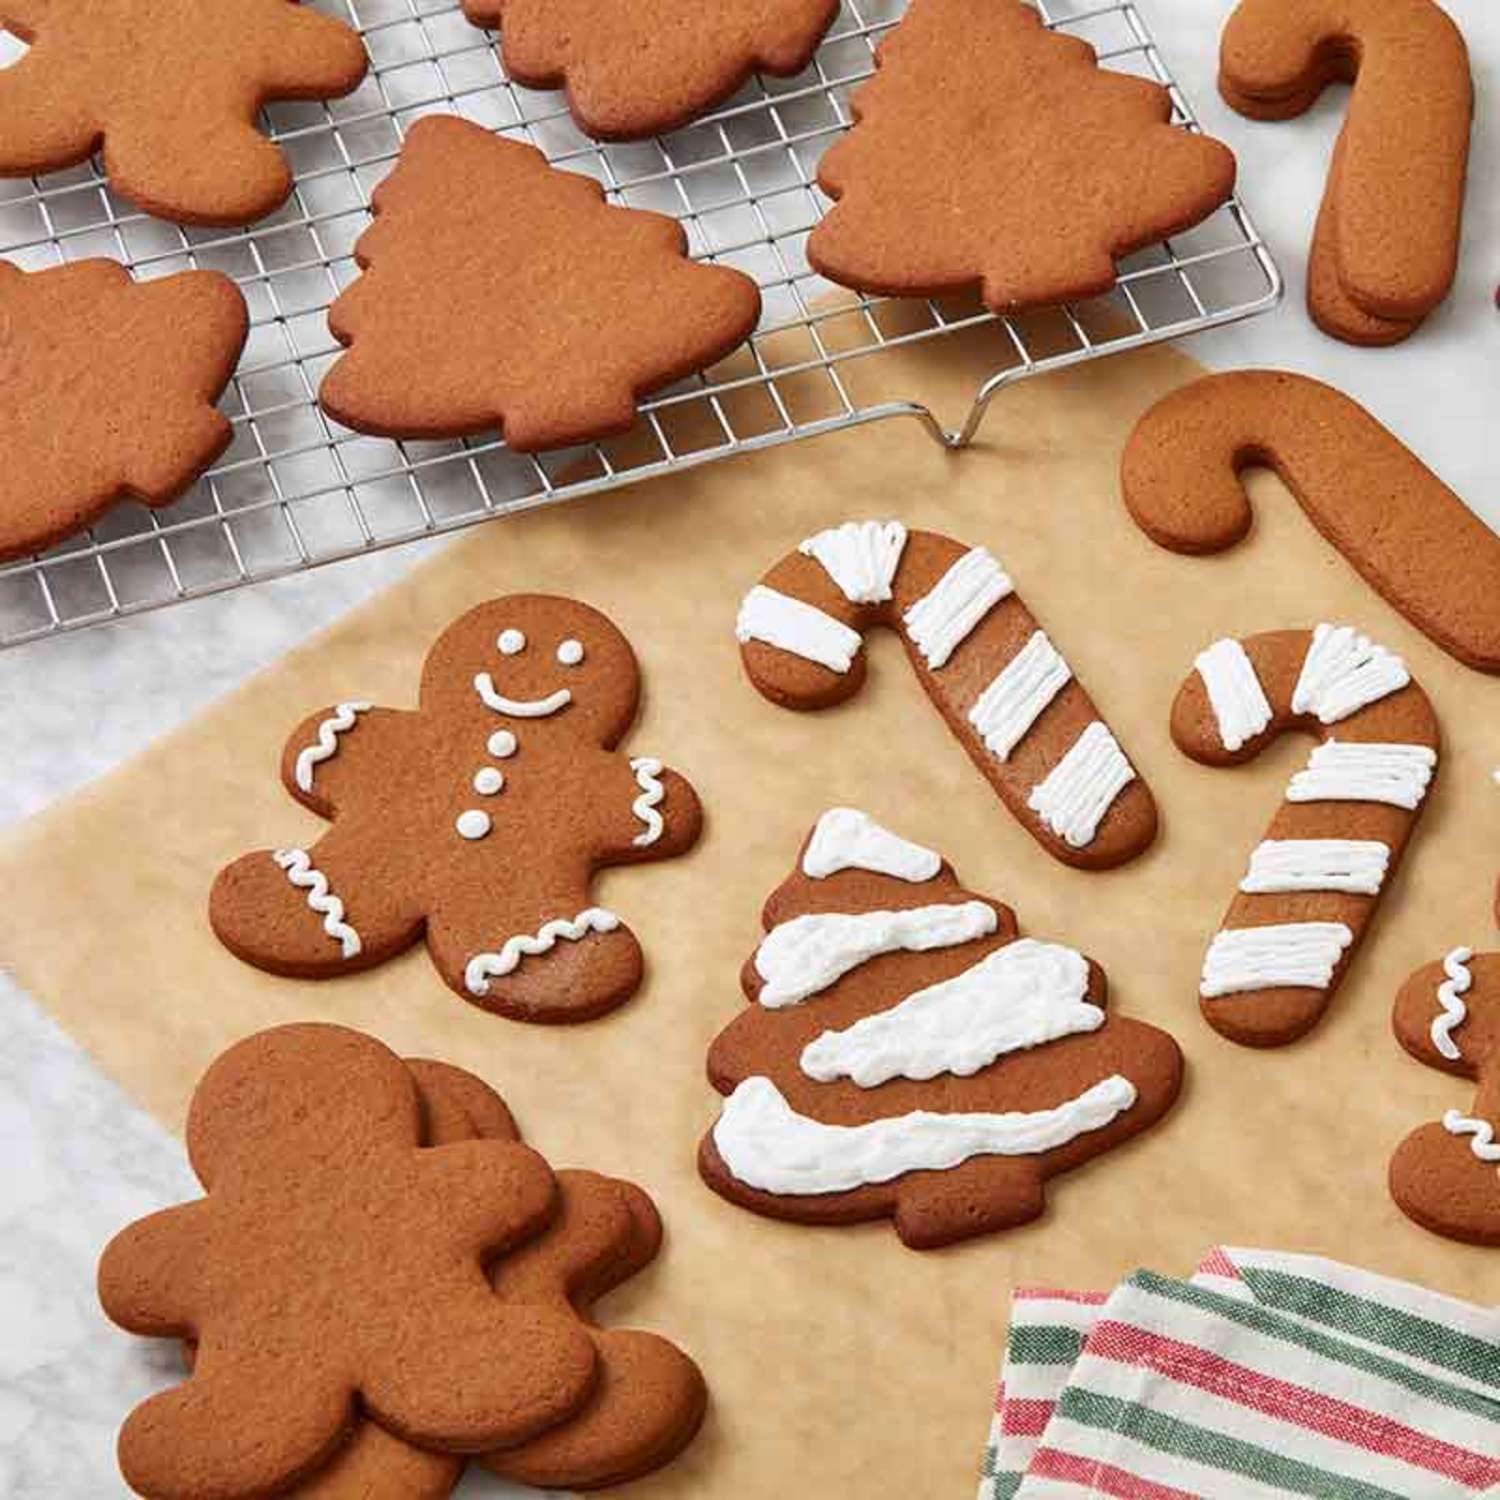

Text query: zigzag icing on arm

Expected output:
[801,808,941,883]
[628,757,666,847]
[1431,946,1474,1061]
[293,701,373,792]
[902,547,1013,669]
[798,520,907,603]
[1291,623,1410,724]
[464,908,621,997]
[753,901,998,1008]
[800,938,1101,1086]
[1200,921,1353,998]
[1195,638,1271,752]
[711,1074,1138,1195]
[1442,1111,1500,1164]
[1285,741,1436,809]
[1238,839,1390,896]
[736,584,862,674]
[1026,721,1136,849]
[968,630,1072,762]
[272,848,362,959]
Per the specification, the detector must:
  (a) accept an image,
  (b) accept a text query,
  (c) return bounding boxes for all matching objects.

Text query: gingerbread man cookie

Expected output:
[699,809,1184,1248]
[97,1025,599,1499]
[737,520,1157,869]
[210,596,703,1021]
[1174,624,1438,1047]
[0,0,367,224]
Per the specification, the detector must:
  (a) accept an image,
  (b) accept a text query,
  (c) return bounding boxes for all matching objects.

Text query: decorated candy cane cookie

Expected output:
[698,808,1183,1248]
[736,520,1157,869]
[1174,623,1439,1047]
[1122,370,1500,675]
[1391,948,1500,1245]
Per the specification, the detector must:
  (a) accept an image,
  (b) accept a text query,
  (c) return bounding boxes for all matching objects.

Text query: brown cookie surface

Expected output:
[468,0,840,140]
[1121,370,1500,675]
[210,594,703,1022]
[1219,0,1472,341]
[96,1024,598,1500]
[320,115,762,453]
[1173,626,1439,1048]
[0,0,367,224]
[736,520,1157,870]
[806,0,1235,313]
[699,809,1184,1249]
[1390,949,1500,1247]
[0,259,247,563]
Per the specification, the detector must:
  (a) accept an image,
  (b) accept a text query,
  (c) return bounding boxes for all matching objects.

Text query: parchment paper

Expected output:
[3,319,1496,1499]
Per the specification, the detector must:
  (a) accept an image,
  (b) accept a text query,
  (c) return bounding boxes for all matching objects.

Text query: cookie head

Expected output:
[421,595,641,747]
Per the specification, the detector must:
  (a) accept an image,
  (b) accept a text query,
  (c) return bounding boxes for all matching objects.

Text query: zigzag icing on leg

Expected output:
[272,848,362,958]
[465,908,621,997]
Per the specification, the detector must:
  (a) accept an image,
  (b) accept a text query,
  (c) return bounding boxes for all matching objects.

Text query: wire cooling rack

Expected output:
[0,0,1279,647]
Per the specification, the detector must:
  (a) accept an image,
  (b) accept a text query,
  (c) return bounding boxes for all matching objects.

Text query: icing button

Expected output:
[488,729,518,759]
[456,809,492,841]
[474,768,505,795]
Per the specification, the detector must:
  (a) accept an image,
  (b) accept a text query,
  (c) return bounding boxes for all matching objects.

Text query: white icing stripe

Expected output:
[800,938,1101,1087]
[801,808,941,883]
[1291,623,1410,724]
[754,901,998,1009]
[1026,721,1135,849]
[474,673,572,718]
[628,757,666,847]
[1442,1110,1500,1164]
[464,908,621,997]
[1238,839,1390,896]
[272,848,362,959]
[798,520,907,603]
[902,547,1014,670]
[1432,946,1474,1062]
[968,630,1072,762]
[1200,921,1354,998]
[712,1074,1138,1195]
[735,584,862,674]
[1285,740,1436,810]
[1195,638,1271,752]
[294,701,373,792]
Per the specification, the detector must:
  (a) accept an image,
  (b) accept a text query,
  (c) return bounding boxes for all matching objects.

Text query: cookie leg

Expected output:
[1389,1123,1500,1247]
[892,1158,1047,1249]
[291,1424,462,1500]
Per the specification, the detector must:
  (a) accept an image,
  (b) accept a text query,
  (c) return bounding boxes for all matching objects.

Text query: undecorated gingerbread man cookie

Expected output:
[210,596,702,1021]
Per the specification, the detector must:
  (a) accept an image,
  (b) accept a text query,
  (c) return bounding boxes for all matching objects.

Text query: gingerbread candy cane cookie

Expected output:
[736,521,1157,870]
[1175,624,1438,1047]
[1122,370,1500,675]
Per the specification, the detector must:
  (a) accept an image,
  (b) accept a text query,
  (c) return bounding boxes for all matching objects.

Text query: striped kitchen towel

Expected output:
[980,1249,1500,1499]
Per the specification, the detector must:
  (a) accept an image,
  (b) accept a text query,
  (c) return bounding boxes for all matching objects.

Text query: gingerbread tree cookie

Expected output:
[467,0,840,140]
[0,260,247,563]
[807,0,1236,314]
[320,116,762,453]
[210,595,703,1021]
[1392,949,1500,1246]
[0,0,366,224]
[699,809,1184,1249]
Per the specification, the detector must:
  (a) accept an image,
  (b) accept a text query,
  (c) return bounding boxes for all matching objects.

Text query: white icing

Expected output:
[456,809,491,840]
[557,638,584,666]
[711,1074,1138,1195]
[798,520,908,603]
[902,548,1014,670]
[1026,721,1135,848]
[736,584,862,674]
[801,808,941,883]
[488,729,518,758]
[1431,946,1474,1062]
[1442,1111,1500,1164]
[1291,623,1409,724]
[293,701,373,793]
[498,629,526,655]
[1200,921,1354,998]
[474,767,505,795]
[464,907,621,996]
[628,757,666,847]
[1238,838,1390,896]
[474,673,572,718]
[1195,638,1271,752]
[968,630,1072,762]
[272,848,362,959]
[800,938,1101,1087]
[1285,740,1436,810]
[754,901,998,1009]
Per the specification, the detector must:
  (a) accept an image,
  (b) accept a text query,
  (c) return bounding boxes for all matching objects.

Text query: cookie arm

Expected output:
[1392,953,1486,1078]
[279,703,407,818]
[258,3,368,97]
[98,1201,213,1337]
[0,44,98,174]
[596,754,704,864]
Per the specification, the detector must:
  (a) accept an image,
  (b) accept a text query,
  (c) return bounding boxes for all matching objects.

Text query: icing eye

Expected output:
[487,729,518,759]
[497,629,526,656]
[556,638,585,666]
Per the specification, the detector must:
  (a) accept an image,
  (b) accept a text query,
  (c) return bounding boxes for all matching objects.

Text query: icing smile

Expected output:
[474,672,572,718]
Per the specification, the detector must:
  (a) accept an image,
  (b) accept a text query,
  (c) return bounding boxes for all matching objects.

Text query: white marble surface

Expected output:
[0,1,1494,1493]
